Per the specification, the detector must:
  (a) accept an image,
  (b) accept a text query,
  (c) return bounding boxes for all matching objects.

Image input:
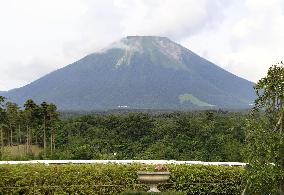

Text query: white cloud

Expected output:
[0,0,283,90]
[0,0,88,90]
[116,0,226,39]
[183,0,284,82]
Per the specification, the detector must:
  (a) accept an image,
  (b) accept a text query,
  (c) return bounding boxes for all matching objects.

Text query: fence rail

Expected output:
[0,159,247,166]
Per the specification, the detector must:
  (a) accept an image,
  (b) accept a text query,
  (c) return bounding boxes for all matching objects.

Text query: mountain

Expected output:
[0,91,6,96]
[3,36,255,110]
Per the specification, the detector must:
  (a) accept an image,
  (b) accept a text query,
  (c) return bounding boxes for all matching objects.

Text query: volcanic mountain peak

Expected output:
[3,36,256,110]
[151,36,183,60]
[101,36,184,67]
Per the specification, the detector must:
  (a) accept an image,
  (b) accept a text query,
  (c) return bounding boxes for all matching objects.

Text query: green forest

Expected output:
[0,96,246,161]
[53,110,247,161]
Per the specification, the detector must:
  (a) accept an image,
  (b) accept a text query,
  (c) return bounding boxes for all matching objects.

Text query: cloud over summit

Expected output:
[0,0,283,90]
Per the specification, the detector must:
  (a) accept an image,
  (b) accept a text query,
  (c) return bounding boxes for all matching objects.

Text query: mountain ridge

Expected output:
[3,36,255,110]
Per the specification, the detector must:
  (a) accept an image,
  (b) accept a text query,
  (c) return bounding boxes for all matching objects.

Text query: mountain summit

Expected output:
[3,36,255,110]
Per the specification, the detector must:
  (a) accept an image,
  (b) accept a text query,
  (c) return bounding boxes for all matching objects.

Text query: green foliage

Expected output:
[0,164,244,194]
[121,191,186,195]
[242,164,282,194]
[0,96,249,163]
[0,97,60,160]
[244,63,284,194]
[54,111,247,161]
[254,64,284,122]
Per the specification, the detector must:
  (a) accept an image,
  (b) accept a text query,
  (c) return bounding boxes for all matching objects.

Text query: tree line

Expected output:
[0,96,247,161]
[0,97,59,158]
[53,111,247,161]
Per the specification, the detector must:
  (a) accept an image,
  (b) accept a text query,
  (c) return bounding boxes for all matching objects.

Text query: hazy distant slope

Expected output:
[4,36,255,110]
[0,91,6,96]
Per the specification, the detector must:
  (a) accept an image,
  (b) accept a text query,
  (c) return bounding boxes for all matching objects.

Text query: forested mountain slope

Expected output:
[3,36,255,110]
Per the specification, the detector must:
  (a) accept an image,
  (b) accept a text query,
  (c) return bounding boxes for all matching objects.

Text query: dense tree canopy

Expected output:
[0,100,248,162]
[52,111,247,162]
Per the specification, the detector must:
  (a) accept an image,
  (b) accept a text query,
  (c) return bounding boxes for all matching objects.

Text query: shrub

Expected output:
[121,191,186,195]
[0,164,244,194]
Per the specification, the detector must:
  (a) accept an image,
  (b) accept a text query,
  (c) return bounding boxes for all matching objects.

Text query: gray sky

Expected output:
[0,0,283,91]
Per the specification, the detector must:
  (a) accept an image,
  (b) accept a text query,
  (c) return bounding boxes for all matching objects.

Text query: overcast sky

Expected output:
[0,0,283,91]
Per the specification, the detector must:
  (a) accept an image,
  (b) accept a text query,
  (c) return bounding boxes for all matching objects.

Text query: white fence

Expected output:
[0,160,247,166]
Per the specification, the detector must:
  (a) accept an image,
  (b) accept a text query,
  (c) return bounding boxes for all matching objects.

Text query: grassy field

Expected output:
[179,93,215,107]
[2,144,43,160]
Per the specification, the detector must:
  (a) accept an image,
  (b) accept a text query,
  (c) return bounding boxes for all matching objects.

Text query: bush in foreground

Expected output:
[0,164,244,194]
